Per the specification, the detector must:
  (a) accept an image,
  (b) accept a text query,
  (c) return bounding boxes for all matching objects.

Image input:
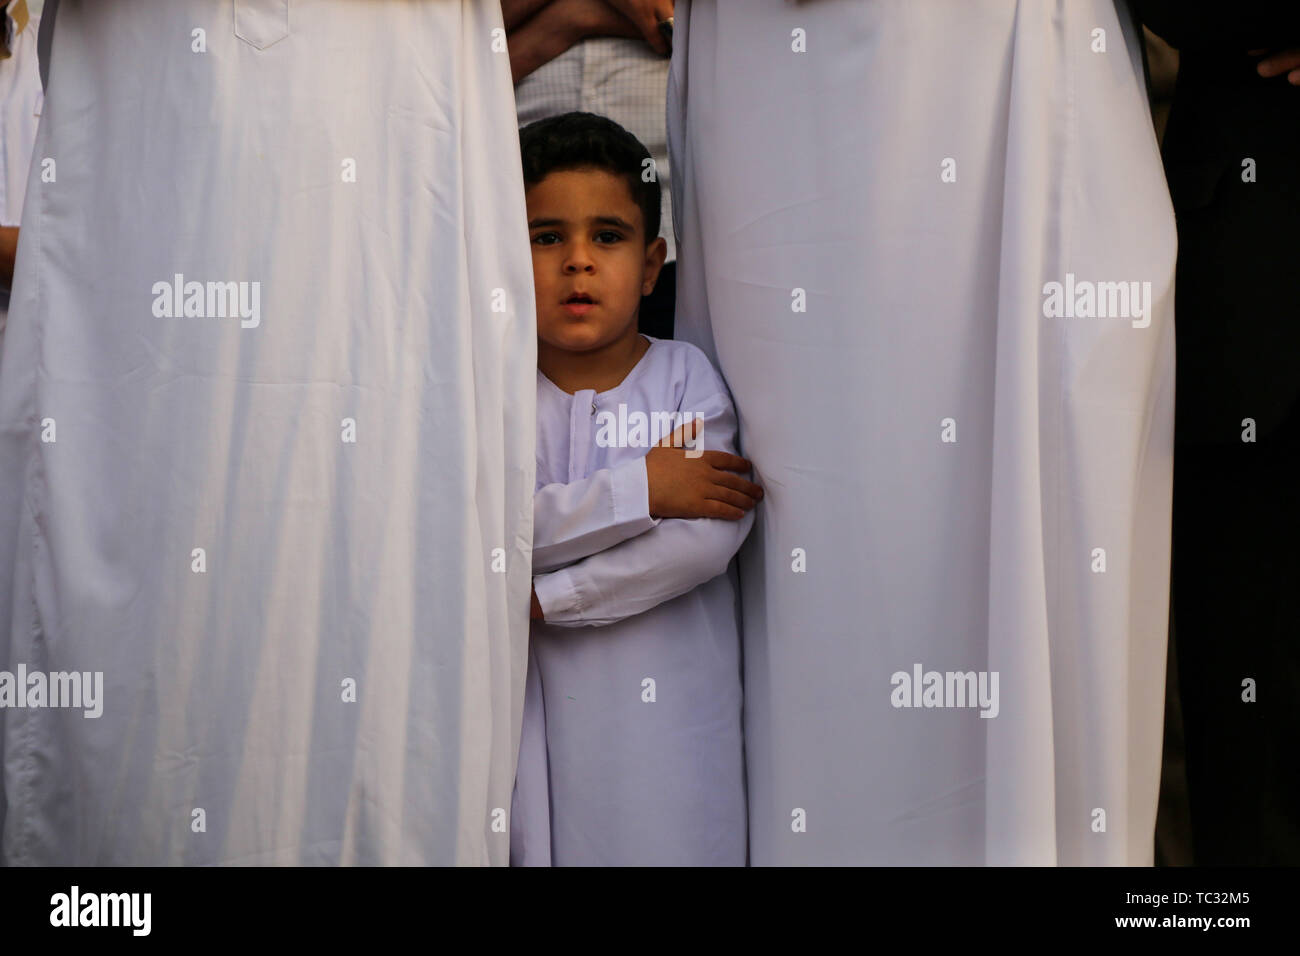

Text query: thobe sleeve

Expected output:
[533,382,755,627]
[531,456,661,574]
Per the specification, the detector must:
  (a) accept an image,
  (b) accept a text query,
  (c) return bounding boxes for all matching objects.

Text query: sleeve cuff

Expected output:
[611,455,660,530]
[533,566,582,623]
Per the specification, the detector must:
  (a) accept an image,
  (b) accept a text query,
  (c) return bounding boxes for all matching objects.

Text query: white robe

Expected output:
[668,0,1175,865]
[512,335,749,865]
[0,0,535,864]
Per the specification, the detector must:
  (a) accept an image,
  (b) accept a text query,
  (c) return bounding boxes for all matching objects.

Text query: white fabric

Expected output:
[514,38,675,263]
[512,335,749,865]
[0,0,42,322]
[0,0,536,865]
[669,0,1175,865]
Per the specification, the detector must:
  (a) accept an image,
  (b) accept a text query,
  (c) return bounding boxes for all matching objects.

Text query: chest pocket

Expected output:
[235,0,290,50]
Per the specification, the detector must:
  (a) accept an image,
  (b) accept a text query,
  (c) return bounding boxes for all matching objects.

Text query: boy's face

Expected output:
[527,167,666,355]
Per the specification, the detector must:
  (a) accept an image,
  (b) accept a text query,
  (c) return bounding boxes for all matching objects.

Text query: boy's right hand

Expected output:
[645,417,763,520]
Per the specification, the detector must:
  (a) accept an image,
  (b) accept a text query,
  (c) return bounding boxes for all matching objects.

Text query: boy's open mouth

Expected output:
[561,291,597,316]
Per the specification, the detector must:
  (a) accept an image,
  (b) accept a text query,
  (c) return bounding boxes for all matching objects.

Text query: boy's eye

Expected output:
[595,230,623,244]
[531,232,561,246]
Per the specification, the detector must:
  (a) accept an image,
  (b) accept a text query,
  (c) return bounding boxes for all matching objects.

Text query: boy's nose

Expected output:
[562,239,596,273]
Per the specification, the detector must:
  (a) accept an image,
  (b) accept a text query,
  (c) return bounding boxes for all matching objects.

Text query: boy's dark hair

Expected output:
[519,112,661,245]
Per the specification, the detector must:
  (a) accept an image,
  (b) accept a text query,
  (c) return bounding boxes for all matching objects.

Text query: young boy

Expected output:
[511,112,762,866]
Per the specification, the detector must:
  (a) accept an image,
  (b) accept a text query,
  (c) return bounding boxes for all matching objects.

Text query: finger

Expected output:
[1258,56,1298,77]
[711,471,764,500]
[1291,67,1300,85]
[704,500,747,521]
[657,0,676,46]
[645,0,672,47]
[639,8,669,55]
[676,416,707,447]
[700,450,752,472]
[1261,50,1300,73]
[1257,50,1300,77]
[659,414,704,447]
[706,487,758,512]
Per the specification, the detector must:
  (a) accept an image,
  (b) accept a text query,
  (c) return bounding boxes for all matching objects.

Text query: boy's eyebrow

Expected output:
[527,215,638,231]
[592,215,637,231]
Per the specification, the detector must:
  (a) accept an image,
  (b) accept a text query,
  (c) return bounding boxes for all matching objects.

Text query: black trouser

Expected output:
[1171,409,1300,864]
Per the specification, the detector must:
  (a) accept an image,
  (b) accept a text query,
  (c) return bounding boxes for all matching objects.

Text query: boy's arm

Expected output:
[532,506,754,627]
[532,458,661,575]
[533,388,756,627]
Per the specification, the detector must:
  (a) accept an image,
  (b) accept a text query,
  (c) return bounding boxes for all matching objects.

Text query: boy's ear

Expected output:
[641,237,668,296]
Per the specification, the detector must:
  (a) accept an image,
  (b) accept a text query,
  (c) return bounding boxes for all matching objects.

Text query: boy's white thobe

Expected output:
[512,335,750,866]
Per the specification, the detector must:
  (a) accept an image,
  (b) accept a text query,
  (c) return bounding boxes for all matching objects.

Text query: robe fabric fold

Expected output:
[0,0,535,865]
[669,0,1175,865]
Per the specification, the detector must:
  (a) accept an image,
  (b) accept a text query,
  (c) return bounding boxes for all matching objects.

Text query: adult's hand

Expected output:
[602,0,675,56]
[1255,48,1300,84]
[501,0,553,33]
